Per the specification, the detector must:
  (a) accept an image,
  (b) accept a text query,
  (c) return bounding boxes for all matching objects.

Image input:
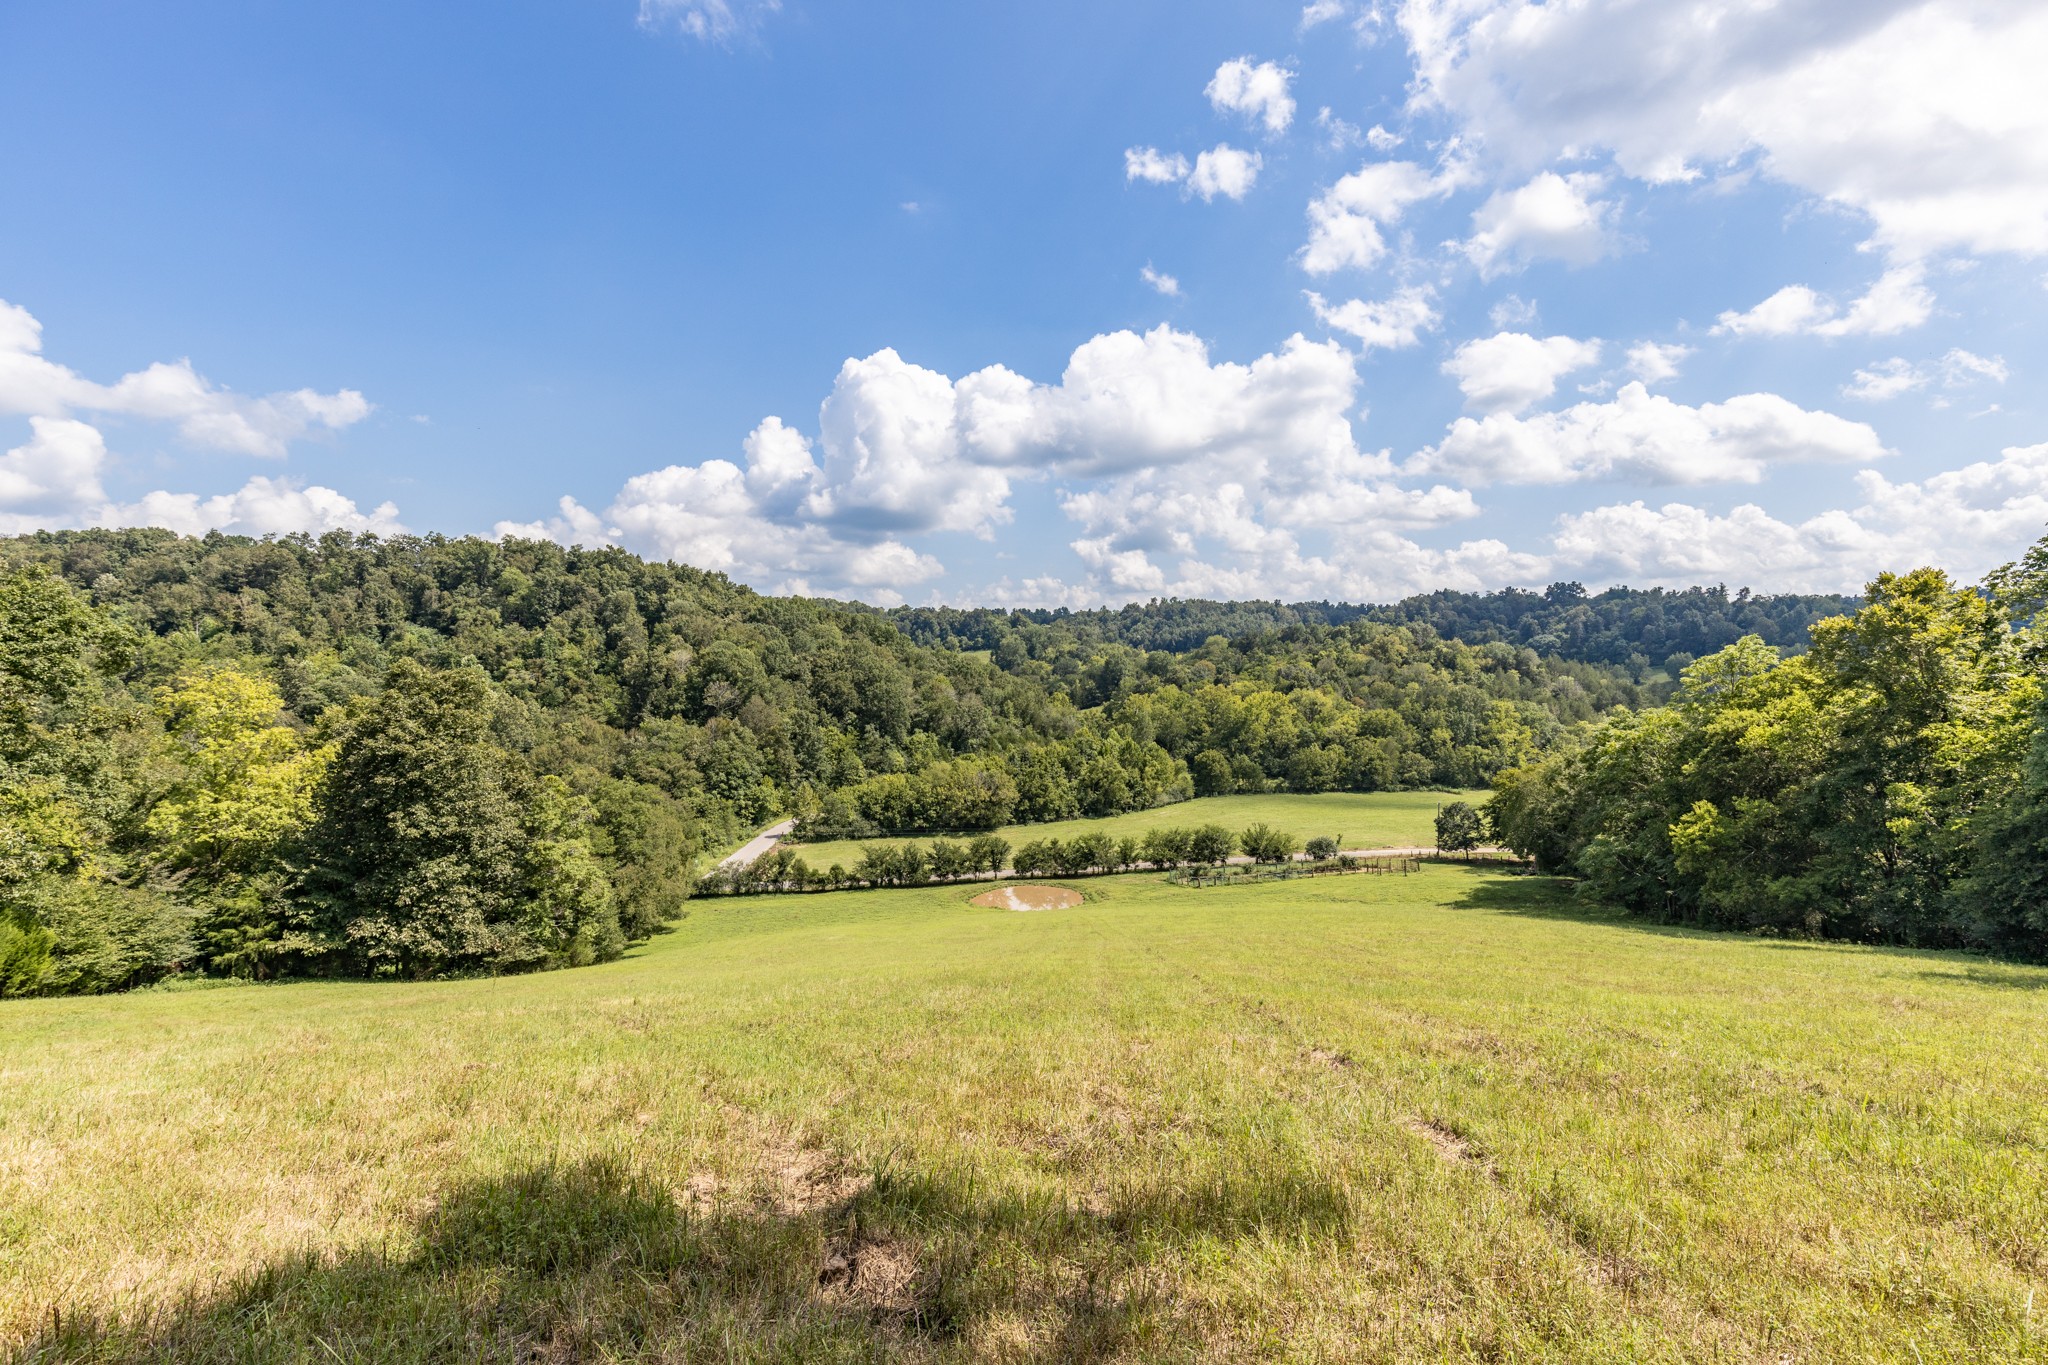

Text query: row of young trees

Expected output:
[701,821,1340,896]
[1485,551,2048,960]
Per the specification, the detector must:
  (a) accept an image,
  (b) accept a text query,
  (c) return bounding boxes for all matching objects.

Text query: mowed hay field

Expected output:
[8,869,2048,1363]
[785,790,1484,870]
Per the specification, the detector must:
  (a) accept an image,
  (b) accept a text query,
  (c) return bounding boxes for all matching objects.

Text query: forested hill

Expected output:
[889,583,1860,672]
[1,528,1652,994]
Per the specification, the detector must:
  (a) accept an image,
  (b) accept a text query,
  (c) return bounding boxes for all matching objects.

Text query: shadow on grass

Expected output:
[1441,865,2048,981]
[1438,865,1725,946]
[1915,963,2048,991]
[22,1152,1352,1364]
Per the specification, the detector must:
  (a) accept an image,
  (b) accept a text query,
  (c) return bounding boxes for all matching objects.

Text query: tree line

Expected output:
[0,526,1904,995]
[1485,542,2048,961]
[888,582,1857,675]
[697,821,1339,896]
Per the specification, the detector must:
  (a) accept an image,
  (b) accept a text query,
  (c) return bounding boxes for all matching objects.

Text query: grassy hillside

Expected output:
[8,869,2044,1361]
[785,789,1485,870]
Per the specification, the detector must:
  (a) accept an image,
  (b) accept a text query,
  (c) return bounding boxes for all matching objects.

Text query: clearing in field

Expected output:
[966,884,1082,911]
[785,788,1481,870]
[5,866,2045,1362]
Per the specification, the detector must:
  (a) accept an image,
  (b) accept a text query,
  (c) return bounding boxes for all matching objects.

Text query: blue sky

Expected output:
[3,0,2045,605]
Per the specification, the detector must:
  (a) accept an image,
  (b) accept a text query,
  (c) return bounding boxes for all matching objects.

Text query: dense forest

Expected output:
[889,583,1858,674]
[1487,541,2048,961]
[0,529,1643,994]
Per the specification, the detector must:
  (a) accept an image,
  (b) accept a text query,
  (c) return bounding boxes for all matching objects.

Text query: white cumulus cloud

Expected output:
[1442,331,1602,414]
[1307,287,1441,351]
[1300,159,1461,274]
[1625,341,1693,387]
[1412,382,1889,485]
[1398,0,2048,261]
[1460,172,1615,278]
[1206,58,1297,135]
[1187,145,1263,201]
[1124,146,1190,185]
[1713,266,1934,338]
[0,298,371,458]
[1551,443,2048,591]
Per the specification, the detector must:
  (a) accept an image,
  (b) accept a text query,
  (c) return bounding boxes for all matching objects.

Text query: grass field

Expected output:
[7,867,2047,1362]
[785,789,1484,870]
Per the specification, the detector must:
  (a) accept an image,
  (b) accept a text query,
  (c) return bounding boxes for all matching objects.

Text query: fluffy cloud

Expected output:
[1460,172,1615,277]
[1442,331,1601,413]
[1399,0,2048,260]
[1712,266,1933,338]
[0,301,393,540]
[513,328,1415,600]
[1626,341,1692,386]
[1412,382,1889,485]
[1300,159,1459,274]
[1307,287,1440,351]
[1551,443,2048,591]
[1129,145,1262,201]
[1206,58,1296,135]
[0,415,399,538]
[0,299,370,457]
[106,478,403,539]
[0,417,110,527]
[957,328,1365,479]
[636,0,779,42]
[1140,264,1182,296]
[1187,145,1263,201]
[1124,146,1190,185]
[1300,0,1348,30]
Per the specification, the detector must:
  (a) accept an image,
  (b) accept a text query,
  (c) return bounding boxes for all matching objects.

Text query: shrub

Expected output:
[968,834,1010,875]
[927,838,969,881]
[1188,824,1236,865]
[1240,823,1300,864]
[1013,839,1058,876]
[1140,826,1192,868]
[1305,836,1340,860]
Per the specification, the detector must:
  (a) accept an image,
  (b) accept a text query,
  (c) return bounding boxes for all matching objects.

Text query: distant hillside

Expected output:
[1,529,1657,994]
[889,583,1860,672]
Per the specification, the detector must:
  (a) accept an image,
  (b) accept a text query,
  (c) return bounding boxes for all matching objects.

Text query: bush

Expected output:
[1305,836,1340,860]
[967,835,1010,875]
[927,838,971,881]
[1140,826,1192,868]
[1013,839,1058,876]
[1239,823,1300,864]
[2,877,194,996]
[1188,825,1236,865]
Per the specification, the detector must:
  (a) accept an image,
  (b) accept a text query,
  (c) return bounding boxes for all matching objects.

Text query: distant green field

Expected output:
[6,866,2043,1361]
[786,788,1484,869]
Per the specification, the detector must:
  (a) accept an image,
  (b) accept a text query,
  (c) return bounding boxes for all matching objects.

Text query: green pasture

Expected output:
[785,789,1483,870]
[5,866,2045,1362]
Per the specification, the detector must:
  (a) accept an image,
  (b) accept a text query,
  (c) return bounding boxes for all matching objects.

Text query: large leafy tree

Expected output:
[1489,559,2048,956]
[293,660,621,978]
